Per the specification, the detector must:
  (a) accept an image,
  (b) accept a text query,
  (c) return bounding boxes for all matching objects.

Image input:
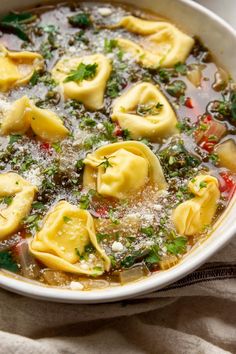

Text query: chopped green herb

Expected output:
[136,102,163,116]
[24,214,41,231]
[145,245,160,264]
[174,62,187,75]
[166,236,187,255]
[97,156,113,170]
[75,159,84,171]
[106,76,120,98]
[141,226,154,237]
[0,196,13,206]
[9,134,22,145]
[92,266,103,276]
[63,216,72,223]
[209,153,219,164]
[167,80,186,98]
[29,71,40,86]
[104,38,118,53]
[0,251,18,272]
[199,181,207,189]
[68,13,91,28]
[64,63,98,83]
[79,116,96,129]
[0,12,37,41]
[32,201,46,210]
[52,142,62,153]
[97,233,111,242]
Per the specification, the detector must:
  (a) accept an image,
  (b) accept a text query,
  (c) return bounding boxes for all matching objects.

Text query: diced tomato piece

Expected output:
[219,172,236,200]
[185,97,194,109]
[96,206,109,217]
[40,142,52,153]
[114,124,123,137]
[194,115,226,152]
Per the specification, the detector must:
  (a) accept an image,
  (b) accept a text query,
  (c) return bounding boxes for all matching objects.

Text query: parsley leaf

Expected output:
[0,251,18,272]
[167,80,186,98]
[136,102,163,116]
[68,13,91,28]
[9,134,22,145]
[174,62,187,75]
[64,63,98,83]
[166,237,187,255]
[104,38,118,53]
[97,156,113,170]
[0,12,36,41]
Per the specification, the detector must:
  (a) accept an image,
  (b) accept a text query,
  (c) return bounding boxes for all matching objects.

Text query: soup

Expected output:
[0,2,235,290]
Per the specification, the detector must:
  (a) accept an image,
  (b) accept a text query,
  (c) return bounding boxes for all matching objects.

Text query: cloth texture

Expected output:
[0,1,236,353]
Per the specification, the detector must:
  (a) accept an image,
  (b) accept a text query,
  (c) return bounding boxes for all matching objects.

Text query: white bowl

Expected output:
[0,0,236,303]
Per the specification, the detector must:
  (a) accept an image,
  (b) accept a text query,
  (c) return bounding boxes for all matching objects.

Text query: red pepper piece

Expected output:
[185,97,194,109]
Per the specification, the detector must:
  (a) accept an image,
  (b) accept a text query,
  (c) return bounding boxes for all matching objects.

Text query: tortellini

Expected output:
[114,16,194,68]
[0,44,43,91]
[173,175,220,236]
[30,201,111,275]
[83,141,167,199]
[0,173,37,240]
[112,82,178,140]
[51,54,111,110]
[0,96,69,142]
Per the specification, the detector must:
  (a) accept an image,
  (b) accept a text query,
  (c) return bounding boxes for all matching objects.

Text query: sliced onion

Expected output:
[159,255,178,270]
[187,64,204,87]
[42,269,70,286]
[79,278,109,290]
[215,139,236,173]
[212,68,229,92]
[0,234,22,252]
[119,264,150,285]
[13,240,41,279]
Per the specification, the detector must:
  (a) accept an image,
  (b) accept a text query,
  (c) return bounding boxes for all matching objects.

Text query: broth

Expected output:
[0,2,235,290]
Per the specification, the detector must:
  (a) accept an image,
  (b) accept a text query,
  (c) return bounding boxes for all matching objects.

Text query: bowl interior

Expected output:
[0,0,235,303]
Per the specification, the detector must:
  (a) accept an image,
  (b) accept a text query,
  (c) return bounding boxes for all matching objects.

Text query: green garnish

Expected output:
[141,226,155,237]
[145,245,160,264]
[199,181,207,189]
[52,142,62,153]
[0,251,18,272]
[165,236,187,255]
[63,216,72,223]
[104,38,118,53]
[97,156,113,170]
[64,63,98,83]
[68,13,91,28]
[9,134,22,145]
[0,196,13,206]
[29,71,40,86]
[32,201,46,210]
[136,102,163,116]
[24,214,41,231]
[174,62,187,75]
[0,12,37,41]
[167,80,187,98]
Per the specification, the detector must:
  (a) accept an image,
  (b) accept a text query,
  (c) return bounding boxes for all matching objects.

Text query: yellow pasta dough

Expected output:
[30,201,111,275]
[0,44,43,91]
[83,141,167,199]
[51,54,111,110]
[0,173,37,240]
[114,16,194,68]
[0,96,69,141]
[111,82,178,140]
[173,175,220,236]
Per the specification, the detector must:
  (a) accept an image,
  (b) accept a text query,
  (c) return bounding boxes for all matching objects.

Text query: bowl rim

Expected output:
[0,0,236,303]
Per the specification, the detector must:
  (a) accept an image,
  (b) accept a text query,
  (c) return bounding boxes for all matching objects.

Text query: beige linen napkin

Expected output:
[0,236,235,354]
